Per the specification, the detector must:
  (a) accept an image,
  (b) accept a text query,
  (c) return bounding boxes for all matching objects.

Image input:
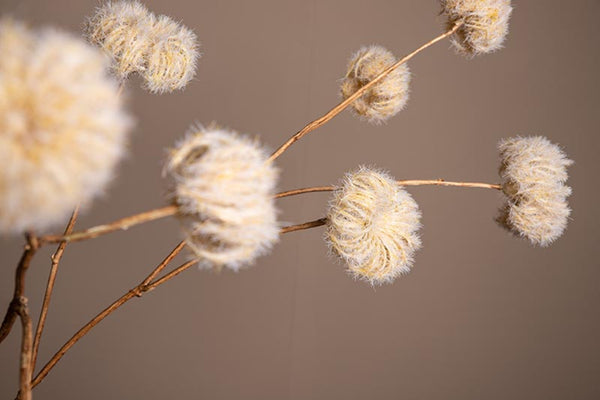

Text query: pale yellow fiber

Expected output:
[340,45,410,124]
[0,18,132,233]
[441,0,512,55]
[165,126,279,270]
[85,0,199,93]
[326,167,422,285]
[498,136,573,246]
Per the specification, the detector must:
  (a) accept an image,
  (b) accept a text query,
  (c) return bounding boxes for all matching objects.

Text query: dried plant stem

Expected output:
[31,208,79,373]
[29,220,329,390]
[281,218,328,234]
[397,179,501,190]
[0,234,39,345]
[40,205,177,244]
[31,241,187,389]
[16,298,33,400]
[39,178,499,245]
[268,22,463,162]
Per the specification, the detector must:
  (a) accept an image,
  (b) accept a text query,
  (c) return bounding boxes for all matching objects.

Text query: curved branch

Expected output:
[268,22,463,162]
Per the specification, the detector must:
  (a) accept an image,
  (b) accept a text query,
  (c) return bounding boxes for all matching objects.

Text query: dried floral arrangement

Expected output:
[0,1,574,398]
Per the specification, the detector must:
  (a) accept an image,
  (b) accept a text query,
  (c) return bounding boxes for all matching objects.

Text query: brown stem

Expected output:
[15,298,33,400]
[38,188,336,245]
[29,217,335,389]
[397,179,502,190]
[40,205,178,244]
[268,23,463,162]
[280,218,328,234]
[0,234,39,345]
[38,177,499,246]
[31,241,186,389]
[31,208,79,373]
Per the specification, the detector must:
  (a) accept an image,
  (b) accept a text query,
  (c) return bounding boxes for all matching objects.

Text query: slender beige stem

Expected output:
[38,188,336,245]
[0,234,39,345]
[40,205,178,244]
[275,186,335,198]
[281,218,328,234]
[31,241,186,389]
[268,23,463,162]
[397,179,502,190]
[16,298,33,400]
[144,259,197,291]
[31,208,79,373]
[38,177,499,246]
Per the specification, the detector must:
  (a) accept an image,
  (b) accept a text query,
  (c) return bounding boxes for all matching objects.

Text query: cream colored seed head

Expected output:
[165,126,279,270]
[441,0,513,56]
[326,167,422,285]
[84,0,200,93]
[143,15,199,93]
[497,136,573,246]
[84,0,153,79]
[0,19,132,234]
[340,45,410,124]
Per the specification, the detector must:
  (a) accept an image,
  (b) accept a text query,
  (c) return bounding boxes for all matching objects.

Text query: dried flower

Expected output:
[84,0,199,93]
[441,0,513,55]
[340,45,410,124]
[165,125,279,270]
[143,15,199,93]
[84,0,153,79]
[0,19,132,234]
[326,167,422,285]
[497,136,573,246]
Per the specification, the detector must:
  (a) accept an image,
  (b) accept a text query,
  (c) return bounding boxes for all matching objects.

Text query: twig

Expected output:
[397,179,502,190]
[15,298,33,400]
[275,186,335,198]
[31,207,79,373]
[280,218,328,234]
[29,218,335,389]
[31,241,186,389]
[0,234,39,345]
[38,177,500,246]
[40,205,177,244]
[268,22,463,162]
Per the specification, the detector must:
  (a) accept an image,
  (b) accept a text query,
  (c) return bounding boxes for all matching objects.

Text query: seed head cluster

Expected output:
[326,167,422,285]
[340,45,410,124]
[165,126,279,270]
[497,136,573,246]
[441,0,513,55]
[0,18,132,234]
[85,0,199,93]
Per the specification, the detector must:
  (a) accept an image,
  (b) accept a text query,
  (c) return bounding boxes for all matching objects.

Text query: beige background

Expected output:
[1,0,599,399]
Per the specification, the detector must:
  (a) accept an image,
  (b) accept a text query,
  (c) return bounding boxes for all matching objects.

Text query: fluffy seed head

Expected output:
[142,15,199,93]
[84,0,199,93]
[497,136,573,246]
[326,167,422,285]
[165,126,279,270]
[340,45,410,124]
[0,19,132,234]
[84,0,153,79]
[441,0,513,55]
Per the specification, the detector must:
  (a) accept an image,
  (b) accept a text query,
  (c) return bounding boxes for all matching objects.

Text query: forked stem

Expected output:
[31,207,79,373]
[267,22,463,162]
[39,178,500,245]
[30,220,329,390]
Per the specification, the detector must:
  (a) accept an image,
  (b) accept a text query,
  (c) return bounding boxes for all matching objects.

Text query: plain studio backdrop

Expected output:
[1,1,599,399]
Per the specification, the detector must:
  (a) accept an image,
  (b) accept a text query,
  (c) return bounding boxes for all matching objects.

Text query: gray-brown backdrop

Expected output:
[1,0,599,399]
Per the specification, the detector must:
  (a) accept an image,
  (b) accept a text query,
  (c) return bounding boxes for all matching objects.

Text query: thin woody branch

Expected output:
[29,220,331,390]
[31,207,79,373]
[267,22,463,162]
[38,178,500,246]
[0,234,39,345]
